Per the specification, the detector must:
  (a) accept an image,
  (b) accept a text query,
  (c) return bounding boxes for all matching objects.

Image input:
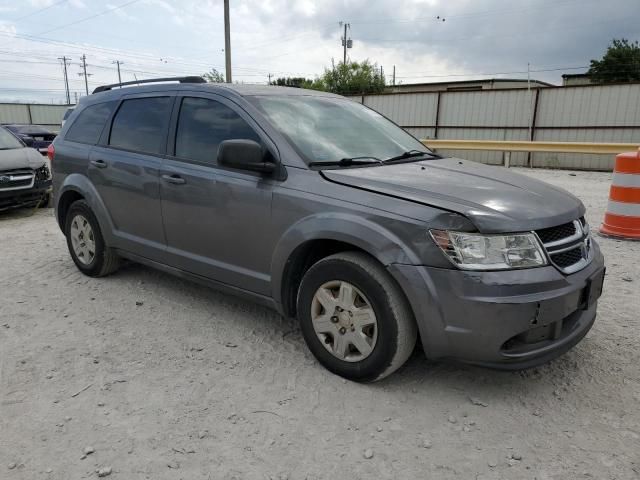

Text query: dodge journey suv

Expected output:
[51,77,605,382]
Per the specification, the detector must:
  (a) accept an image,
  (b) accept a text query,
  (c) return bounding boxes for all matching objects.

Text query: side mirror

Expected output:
[218,139,276,174]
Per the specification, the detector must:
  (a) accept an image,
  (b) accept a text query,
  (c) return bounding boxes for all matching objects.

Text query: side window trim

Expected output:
[98,91,177,156]
[167,92,281,169]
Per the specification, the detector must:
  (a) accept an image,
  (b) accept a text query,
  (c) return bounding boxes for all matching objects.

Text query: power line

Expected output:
[12,0,68,22]
[38,0,144,36]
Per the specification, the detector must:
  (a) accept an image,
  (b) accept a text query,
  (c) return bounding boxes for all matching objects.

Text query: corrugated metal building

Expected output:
[385,78,553,93]
[0,103,71,132]
[350,82,640,171]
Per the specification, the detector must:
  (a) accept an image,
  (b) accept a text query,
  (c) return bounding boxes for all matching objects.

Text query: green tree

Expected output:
[319,59,386,95]
[588,38,640,83]
[202,68,225,83]
[270,77,316,88]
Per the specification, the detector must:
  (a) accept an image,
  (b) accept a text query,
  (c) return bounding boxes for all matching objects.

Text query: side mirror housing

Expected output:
[218,139,276,174]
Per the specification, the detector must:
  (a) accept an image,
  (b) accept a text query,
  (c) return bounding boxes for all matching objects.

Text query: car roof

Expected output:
[84,81,343,104]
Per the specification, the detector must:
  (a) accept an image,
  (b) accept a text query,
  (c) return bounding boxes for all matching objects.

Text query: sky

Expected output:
[0,0,638,103]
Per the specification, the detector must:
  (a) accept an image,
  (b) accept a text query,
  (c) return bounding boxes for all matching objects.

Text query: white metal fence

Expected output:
[349,83,640,171]
[0,103,72,133]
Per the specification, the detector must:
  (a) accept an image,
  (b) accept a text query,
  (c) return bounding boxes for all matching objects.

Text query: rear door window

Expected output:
[109,97,172,155]
[174,97,260,164]
[65,102,115,145]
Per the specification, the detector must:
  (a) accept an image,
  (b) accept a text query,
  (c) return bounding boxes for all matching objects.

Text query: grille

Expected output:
[0,168,35,190]
[536,221,576,244]
[536,217,591,274]
[550,246,584,268]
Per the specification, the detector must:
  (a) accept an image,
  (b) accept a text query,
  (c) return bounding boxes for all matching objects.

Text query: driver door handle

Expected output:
[162,174,186,185]
[90,159,107,168]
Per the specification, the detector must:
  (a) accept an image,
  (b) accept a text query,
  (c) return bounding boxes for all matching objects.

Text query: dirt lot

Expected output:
[1,168,639,480]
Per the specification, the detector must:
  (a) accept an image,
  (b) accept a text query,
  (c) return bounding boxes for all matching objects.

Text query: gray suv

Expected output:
[52,77,605,382]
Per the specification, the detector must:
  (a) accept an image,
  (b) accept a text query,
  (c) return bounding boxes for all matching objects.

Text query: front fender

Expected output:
[56,174,115,245]
[270,212,422,309]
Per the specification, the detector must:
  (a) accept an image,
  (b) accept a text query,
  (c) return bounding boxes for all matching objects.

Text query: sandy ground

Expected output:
[1,168,639,480]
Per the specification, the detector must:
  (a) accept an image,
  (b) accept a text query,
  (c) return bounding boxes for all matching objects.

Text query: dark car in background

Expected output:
[3,124,57,156]
[0,126,52,211]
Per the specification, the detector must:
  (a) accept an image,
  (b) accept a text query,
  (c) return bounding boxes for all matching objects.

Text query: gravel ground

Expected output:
[1,168,639,480]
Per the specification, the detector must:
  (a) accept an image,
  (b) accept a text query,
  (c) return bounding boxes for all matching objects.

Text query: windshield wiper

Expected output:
[383,150,440,163]
[309,156,384,168]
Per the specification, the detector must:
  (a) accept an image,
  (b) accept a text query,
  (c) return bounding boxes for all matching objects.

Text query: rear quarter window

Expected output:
[65,102,115,145]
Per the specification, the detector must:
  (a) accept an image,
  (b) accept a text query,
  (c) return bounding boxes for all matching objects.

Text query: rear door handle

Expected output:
[161,174,186,185]
[90,159,107,168]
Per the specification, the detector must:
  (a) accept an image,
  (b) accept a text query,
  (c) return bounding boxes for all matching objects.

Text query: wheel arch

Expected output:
[56,174,114,245]
[272,213,421,318]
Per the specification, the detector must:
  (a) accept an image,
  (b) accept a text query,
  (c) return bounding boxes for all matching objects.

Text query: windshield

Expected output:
[0,127,23,150]
[248,95,430,164]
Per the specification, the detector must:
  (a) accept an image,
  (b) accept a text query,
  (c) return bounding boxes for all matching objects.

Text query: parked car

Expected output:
[51,77,605,382]
[61,106,75,128]
[3,124,57,155]
[0,125,52,211]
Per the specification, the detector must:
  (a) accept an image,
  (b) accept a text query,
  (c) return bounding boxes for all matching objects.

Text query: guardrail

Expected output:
[421,140,640,168]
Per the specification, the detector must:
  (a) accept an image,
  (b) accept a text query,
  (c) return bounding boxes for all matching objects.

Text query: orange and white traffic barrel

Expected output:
[600,149,640,240]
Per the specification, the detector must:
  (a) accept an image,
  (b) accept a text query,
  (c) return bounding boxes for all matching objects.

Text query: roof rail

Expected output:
[92,76,207,94]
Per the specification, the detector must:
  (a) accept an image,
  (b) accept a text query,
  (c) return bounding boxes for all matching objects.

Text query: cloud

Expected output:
[1,0,639,103]
[106,3,137,21]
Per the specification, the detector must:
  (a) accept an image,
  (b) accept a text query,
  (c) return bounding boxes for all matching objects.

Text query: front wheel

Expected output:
[297,252,417,382]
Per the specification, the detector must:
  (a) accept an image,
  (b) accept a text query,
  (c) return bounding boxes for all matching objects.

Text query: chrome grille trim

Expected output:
[0,169,35,191]
[534,219,593,274]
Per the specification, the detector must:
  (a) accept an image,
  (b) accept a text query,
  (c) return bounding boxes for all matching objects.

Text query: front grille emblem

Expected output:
[0,175,10,184]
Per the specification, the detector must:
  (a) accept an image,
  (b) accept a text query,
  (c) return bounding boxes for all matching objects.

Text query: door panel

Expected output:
[86,93,174,259]
[160,94,278,295]
[89,146,165,256]
[160,160,275,295]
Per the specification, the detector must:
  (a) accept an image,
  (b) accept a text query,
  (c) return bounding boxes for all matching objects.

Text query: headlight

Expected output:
[35,164,51,182]
[430,230,548,270]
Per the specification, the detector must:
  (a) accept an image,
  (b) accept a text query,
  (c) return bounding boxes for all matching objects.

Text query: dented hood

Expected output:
[321,158,585,233]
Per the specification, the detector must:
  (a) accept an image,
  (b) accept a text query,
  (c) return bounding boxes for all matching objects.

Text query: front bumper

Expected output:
[0,179,52,212]
[388,241,605,369]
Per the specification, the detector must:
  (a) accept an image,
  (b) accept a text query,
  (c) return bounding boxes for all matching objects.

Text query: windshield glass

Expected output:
[248,95,430,164]
[0,127,23,150]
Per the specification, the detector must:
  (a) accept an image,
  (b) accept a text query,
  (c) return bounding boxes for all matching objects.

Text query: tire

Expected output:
[64,200,120,277]
[297,251,417,382]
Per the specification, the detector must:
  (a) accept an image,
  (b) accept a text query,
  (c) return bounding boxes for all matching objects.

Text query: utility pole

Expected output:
[58,56,70,104]
[392,65,396,86]
[113,60,123,86]
[74,92,78,103]
[78,54,92,96]
[224,0,232,83]
[340,21,351,64]
[268,73,272,85]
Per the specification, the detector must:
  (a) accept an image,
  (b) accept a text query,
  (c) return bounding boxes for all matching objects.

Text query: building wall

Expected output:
[385,80,550,93]
[0,103,72,132]
[348,83,640,171]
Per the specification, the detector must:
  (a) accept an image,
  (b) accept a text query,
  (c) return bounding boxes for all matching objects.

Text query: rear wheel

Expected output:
[64,200,120,277]
[297,251,417,382]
